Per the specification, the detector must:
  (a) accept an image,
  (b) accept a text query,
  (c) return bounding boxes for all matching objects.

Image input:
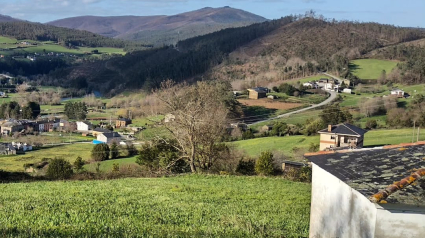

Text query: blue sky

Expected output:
[0,0,423,27]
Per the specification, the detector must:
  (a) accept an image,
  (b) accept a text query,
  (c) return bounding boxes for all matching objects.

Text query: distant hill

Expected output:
[0,21,132,48]
[0,14,22,22]
[47,7,267,46]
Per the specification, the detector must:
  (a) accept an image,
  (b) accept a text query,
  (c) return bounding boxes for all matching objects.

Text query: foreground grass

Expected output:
[350,59,397,80]
[0,175,311,237]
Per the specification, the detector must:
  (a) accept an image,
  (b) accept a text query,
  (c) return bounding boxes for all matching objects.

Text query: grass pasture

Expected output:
[350,59,398,80]
[232,128,425,157]
[0,175,311,237]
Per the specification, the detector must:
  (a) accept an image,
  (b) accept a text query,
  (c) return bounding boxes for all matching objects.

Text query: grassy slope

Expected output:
[233,128,425,157]
[0,36,125,56]
[0,175,311,237]
[350,59,398,79]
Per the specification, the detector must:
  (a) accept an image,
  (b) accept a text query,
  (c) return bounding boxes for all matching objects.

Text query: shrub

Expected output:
[365,119,378,129]
[112,163,120,172]
[308,143,319,152]
[110,141,119,159]
[91,143,110,161]
[255,151,274,176]
[73,156,85,172]
[46,158,73,180]
[236,159,256,175]
[242,129,255,140]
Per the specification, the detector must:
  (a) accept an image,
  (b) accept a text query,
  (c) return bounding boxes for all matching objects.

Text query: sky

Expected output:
[0,0,424,27]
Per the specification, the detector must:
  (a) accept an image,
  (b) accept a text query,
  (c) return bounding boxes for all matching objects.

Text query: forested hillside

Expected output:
[0,21,133,48]
[0,14,22,22]
[32,16,425,95]
[210,18,425,87]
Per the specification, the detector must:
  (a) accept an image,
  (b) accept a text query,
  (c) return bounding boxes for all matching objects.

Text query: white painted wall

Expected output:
[309,164,377,238]
[374,204,425,238]
[76,122,89,131]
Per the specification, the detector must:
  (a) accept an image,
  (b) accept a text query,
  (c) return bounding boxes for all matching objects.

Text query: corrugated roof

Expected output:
[307,144,425,206]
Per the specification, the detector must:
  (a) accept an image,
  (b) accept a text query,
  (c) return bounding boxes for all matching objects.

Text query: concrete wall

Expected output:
[309,164,377,238]
[374,204,425,238]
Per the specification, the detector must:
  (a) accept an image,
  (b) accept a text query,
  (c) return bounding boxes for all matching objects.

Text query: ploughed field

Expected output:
[238,99,303,110]
[0,175,311,237]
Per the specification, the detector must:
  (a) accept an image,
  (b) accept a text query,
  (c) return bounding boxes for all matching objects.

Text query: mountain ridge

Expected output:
[47,7,267,45]
[0,14,22,22]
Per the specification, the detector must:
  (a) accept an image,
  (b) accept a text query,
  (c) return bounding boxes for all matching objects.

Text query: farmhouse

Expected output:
[318,124,368,151]
[92,127,111,137]
[97,132,121,144]
[391,89,405,98]
[76,121,93,132]
[0,121,24,135]
[116,118,132,128]
[306,143,425,238]
[0,143,17,155]
[247,87,268,99]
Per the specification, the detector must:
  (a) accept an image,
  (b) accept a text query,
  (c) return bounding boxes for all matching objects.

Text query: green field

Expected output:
[0,175,311,237]
[350,59,398,80]
[0,36,125,56]
[84,156,138,172]
[233,128,425,157]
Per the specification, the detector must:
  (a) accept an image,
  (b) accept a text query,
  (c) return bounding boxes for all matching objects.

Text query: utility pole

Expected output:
[412,121,416,143]
[418,127,420,142]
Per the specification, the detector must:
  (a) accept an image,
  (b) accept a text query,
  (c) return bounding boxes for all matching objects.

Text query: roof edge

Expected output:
[369,168,425,203]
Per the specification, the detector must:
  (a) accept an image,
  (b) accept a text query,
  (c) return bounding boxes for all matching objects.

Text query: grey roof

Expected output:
[117,118,131,122]
[102,132,121,139]
[319,123,368,136]
[307,145,425,206]
[250,87,268,93]
[93,127,111,133]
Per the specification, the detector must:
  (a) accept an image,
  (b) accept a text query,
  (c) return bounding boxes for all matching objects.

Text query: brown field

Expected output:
[238,99,303,110]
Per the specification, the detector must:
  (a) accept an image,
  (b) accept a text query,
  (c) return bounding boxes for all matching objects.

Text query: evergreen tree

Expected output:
[110,141,119,159]
[91,144,110,161]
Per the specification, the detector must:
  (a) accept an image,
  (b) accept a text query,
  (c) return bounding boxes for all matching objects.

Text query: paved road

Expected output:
[248,90,337,125]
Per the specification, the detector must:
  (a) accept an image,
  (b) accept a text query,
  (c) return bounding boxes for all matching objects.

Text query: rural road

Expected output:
[248,90,337,125]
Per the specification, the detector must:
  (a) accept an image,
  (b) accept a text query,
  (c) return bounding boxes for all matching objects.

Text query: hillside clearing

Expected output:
[0,175,311,237]
[350,59,398,80]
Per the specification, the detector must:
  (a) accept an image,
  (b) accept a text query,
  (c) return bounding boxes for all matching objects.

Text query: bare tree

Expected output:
[155,80,230,172]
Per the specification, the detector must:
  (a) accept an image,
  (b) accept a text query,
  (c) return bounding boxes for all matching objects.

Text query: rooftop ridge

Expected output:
[369,168,425,203]
[342,124,360,136]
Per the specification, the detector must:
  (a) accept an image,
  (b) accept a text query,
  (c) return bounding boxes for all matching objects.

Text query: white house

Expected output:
[342,88,352,94]
[391,89,404,98]
[305,142,425,238]
[303,82,318,89]
[97,132,121,144]
[76,121,93,132]
[324,83,333,91]
[12,142,33,152]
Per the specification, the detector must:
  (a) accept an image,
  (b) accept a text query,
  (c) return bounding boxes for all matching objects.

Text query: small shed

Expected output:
[342,88,352,94]
[282,161,307,172]
[391,89,404,98]
[247,87,268,99]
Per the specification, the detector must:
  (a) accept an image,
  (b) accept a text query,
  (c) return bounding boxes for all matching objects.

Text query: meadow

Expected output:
[0,175,311,238]
[232,128,425,157]
[349,59,398,79]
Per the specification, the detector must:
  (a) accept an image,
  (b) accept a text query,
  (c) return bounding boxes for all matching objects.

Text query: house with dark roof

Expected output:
[0,143,16,155]
[97,132,121,144]
[247,87,268,99]
[318,123,368,151]
[115,118,132,128]
[305,142,425,238]
[92,127,112,137]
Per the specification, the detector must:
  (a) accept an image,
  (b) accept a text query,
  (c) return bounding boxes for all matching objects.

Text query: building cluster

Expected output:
[76,118,132,144]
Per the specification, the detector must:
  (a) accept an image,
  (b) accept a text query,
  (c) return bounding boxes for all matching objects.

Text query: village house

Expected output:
[92,127,112,137]
[342,88,352,94]
[0,143,17,155]
[58,120,77,132]
[76,121,93,132]
[391,88,405,98]
[247,87,268,99]
[0,121,24,135]
[11,142,32,152]
[318,124,368,151]
[97,132,121,144]
[115,118,132,128]
[303,82,318,89]
[305,142,425,238]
